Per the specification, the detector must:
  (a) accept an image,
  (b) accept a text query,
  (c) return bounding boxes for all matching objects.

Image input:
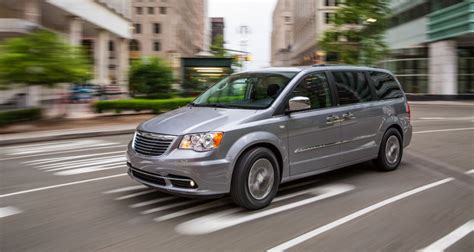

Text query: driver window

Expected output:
[291,72,333,110]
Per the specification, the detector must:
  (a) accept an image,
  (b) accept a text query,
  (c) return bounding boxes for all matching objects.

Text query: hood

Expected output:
[137,106,258,135]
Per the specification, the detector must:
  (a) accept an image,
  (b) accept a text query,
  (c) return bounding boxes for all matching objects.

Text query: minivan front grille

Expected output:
[133,131,175,156]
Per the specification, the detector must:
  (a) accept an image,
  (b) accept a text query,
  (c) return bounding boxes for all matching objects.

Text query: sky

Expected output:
[209,0,278,70]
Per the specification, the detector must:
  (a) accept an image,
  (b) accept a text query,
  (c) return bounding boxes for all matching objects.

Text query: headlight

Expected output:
[179,132,224,152]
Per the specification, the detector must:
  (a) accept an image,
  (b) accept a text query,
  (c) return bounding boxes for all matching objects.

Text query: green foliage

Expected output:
[0,31,91,88]
[92,97,194,114]
[0,108,42,126]
[129,57,174,99]
[210,35,226,57]
[320,0,390,65]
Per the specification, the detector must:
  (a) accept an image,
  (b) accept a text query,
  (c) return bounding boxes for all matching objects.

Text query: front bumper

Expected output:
[126,143,232,197]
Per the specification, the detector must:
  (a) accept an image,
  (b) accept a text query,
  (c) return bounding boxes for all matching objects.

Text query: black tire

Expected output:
[230,147,280,210]
[374,128,403,171]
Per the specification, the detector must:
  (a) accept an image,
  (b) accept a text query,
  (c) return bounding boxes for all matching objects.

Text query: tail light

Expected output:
[405,101,411,121]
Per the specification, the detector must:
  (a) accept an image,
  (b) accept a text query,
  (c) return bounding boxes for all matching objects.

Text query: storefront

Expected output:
[181,57,233,95]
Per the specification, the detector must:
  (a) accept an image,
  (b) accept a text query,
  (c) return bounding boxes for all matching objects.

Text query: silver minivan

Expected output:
[127,65,412,210]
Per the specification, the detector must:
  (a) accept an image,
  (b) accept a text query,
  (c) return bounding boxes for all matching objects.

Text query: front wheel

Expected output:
[230,147,280,210]
[374,128,403,171]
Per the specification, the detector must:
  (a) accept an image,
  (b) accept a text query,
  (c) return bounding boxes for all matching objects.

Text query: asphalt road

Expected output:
[1,102,473,252]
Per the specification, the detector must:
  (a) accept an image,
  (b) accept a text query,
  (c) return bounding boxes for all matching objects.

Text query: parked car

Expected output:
[127,65,412,210]
[69,84,98,103]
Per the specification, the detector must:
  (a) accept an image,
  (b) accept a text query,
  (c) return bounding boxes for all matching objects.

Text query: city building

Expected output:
[211,17,224,44]
[0,0,132,108]
[130,0,207,77]
[0,0,132,87]
[382,0,473,94]
[270,0,293,66]
[288,0,339,65]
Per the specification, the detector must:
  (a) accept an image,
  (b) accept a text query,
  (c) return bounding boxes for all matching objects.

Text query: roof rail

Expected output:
[311,63,349,67]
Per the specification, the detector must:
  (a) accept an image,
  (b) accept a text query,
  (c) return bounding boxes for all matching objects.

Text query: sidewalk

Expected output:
[0,114,154,146]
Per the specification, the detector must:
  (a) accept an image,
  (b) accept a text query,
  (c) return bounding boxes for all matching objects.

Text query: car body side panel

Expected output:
[223,116,290,182]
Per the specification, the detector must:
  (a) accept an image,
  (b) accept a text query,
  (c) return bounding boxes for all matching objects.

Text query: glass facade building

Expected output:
[384,0,474,94]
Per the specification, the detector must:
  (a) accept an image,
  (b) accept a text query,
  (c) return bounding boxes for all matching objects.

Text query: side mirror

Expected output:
[288,96,311,112]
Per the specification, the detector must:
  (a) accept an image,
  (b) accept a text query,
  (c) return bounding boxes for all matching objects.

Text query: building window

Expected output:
[153,23,161,34]
[153,41,161,51]
[159,7,167,14]
[148,7,154,14]
[134,23,141,33]
[129,40,140,51]
[325,13,335,24]
[325,0,338,6]
[136,7,143,15]
[284,16,291,23]
[108,41,114,51]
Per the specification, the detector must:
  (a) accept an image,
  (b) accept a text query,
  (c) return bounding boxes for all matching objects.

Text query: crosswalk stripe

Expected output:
[0,206,22,218]
[1,140,82,150]
[0,145,126,161]
[37,156,124,169]
[27,151,124,165]
[129,196,176,208]
[154,199,231,222]
[115,190,156,200]
[9,141,117,155]
[43,158,126,172]
[141,199,202,215]
[103,185,148,194]
[54,165,126,176]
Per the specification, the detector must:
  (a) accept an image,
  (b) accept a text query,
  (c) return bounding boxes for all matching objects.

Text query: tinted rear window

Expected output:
[369,71,404,99]
[332,71,373,105]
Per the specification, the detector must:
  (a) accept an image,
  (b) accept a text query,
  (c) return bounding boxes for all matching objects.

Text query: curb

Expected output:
[0,129,135,147]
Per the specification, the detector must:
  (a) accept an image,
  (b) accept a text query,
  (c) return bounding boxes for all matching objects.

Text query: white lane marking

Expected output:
[54,164,125,176]
[465,169,474,175]
[0,174,127,198]
[155,180,323,222]
[24,151,125,165]
[267,178,454,252]
[155,200,231,222]
[129,196,176,208]
[175,184,354,235]
[414,127,474,135]
[115,190,156,200]
[418,220,474,252]
[0,145,126,161]
[0,206,22,218]
[103,185,147,194]
[141,199,202,215]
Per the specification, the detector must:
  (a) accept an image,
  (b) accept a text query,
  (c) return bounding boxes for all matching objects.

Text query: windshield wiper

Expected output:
[203,103,234,108]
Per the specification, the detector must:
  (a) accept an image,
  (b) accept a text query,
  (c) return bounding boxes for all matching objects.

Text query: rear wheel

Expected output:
[374,128,403,171]
[230,147,280,210]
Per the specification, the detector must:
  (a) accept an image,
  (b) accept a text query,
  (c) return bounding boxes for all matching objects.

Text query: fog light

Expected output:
[190,180,196,187]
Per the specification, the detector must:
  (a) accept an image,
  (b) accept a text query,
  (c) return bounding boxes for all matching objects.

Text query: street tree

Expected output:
[210,35,226,57]
[0,31,91,90]
[320,0,390,65]
[129,57,174,99]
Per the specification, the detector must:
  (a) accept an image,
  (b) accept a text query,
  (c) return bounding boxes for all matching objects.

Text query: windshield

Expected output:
[192,72,297,109]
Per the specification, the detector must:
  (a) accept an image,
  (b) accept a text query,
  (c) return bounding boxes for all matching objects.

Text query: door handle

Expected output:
[326,115,340,124]
[342,112,355,120]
